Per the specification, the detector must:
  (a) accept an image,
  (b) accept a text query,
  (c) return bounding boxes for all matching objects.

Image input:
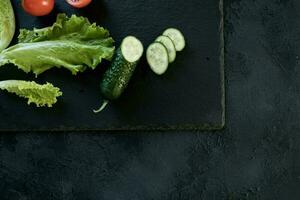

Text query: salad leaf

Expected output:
[0,14,115,76]
[0,80,62,107]
[0,0,15,52]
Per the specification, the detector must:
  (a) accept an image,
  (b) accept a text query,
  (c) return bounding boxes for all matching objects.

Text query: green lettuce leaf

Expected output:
[0,14,115,76]
[0,0,15,52]
[0,80,62,107]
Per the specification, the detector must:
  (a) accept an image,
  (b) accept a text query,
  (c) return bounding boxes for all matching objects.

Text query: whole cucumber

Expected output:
[100,48,139,100]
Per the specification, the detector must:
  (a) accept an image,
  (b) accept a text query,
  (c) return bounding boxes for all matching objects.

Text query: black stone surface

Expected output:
[0,0,300,199]
[0,0,224,131]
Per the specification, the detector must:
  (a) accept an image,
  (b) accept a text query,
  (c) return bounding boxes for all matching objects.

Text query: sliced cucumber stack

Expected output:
[94,36,144,113]
[146,42,169,75]
[147,28,185,75]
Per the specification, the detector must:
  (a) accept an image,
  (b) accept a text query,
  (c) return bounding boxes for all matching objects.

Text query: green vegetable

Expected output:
[0,0,15,52]
[94,36,144,113]
[163,28,185,52]
[146,42,169,75]
[0,80,62,107]
[147,28,185,75]
[155,35,176,63]
[0,14,115,76]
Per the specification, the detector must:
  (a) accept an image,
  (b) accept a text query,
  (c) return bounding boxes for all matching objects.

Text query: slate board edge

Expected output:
[0,122,224,132]
[1,0,225,132]
[219,0,226,130]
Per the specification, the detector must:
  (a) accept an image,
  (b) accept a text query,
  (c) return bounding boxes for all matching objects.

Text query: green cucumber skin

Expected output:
[100,48,138,100]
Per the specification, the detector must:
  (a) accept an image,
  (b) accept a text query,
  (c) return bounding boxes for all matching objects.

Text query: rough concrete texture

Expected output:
[0,0,300,199]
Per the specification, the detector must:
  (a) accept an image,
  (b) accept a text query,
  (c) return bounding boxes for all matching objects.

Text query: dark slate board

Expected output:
[0,0,224,131]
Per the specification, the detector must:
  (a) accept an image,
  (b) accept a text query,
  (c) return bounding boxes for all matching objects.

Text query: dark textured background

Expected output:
[1,0,300,199]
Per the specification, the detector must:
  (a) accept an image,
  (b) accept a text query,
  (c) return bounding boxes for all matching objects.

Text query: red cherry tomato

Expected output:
[22,0,55,16]
[66,0,92,8]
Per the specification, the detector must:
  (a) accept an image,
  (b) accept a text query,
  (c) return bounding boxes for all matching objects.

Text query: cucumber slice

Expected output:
[163,28,185,51]
[155,35,176,63]
[121,36,144,63]
[146,42,169,75]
